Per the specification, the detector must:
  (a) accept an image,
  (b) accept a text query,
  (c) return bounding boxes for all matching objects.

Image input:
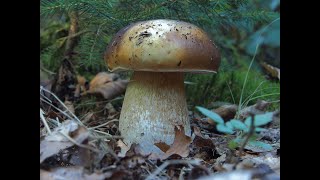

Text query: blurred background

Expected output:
[40,0,280,111]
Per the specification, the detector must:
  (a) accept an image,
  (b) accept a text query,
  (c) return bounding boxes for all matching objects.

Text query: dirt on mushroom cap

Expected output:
[105,19,220,73]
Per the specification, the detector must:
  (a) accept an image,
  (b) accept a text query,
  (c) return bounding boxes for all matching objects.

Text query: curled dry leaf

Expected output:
[86,72,129,100]
[40,120,89,163]
[157,126,192,160]
[40,166,111,180]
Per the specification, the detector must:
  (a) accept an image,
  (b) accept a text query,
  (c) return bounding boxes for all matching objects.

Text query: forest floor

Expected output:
[40,68,280,180]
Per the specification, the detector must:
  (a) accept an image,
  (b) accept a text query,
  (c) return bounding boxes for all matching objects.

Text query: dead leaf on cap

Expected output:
[85,72,129,100]
[40,120,89,163]
[160,126,192,160]
[40,166,111,180]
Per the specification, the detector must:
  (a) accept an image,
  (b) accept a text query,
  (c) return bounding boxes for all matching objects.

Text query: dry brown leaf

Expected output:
[193,136,215,150]
[40,167,110,180]
[211,104,238,123]
[40,120,89,163]
[193,126,204,138]
[117,140,130,157]
[160,126,192,160]
[239,100,271,119]
[86,72,129,99]
[261,62,280,80]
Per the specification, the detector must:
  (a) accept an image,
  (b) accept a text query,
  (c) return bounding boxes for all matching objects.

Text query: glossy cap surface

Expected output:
[105,19,220,73]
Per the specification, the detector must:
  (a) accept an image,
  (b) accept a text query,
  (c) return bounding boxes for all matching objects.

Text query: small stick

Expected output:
[88,119,119,129]
[59,132,99,153]
[40,108,52,134]
[40,86,83,125]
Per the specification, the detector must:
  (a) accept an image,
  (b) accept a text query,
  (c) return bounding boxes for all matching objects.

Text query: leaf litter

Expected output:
[40,76,280,180]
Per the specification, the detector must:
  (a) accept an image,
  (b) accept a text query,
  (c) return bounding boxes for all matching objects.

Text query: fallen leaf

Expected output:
[241,153,280,175]
[117,140,130,157]
[261,62,280,80]
[160,126,192,160]
[193,136,215,149]
[121,155,146,169]
[212,104,238,123]
[193,126,204,138]
[192,126,215,149]
[40,120,89,163]
[259,128,280,143]
[40,166,110,180]
[239,100,271,119]
[69,146,91,167]
[86,72,129,99]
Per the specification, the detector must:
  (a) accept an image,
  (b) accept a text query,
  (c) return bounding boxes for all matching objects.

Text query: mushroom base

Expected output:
[119,71,191,158]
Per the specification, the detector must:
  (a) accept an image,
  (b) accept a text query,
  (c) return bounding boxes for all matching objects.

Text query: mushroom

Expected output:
[104,19,220,157]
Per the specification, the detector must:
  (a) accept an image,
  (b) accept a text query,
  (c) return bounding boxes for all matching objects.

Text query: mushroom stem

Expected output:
[119,71,191,156]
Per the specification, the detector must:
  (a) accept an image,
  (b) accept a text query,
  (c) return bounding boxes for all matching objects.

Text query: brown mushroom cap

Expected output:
[105,19,220,73]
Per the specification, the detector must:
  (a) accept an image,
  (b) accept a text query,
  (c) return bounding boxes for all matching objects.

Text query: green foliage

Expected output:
[40,0,279,72]
[244,112,273,127]
[196,106,224,124]
[232,136,273,151]
[40,0,280,114]
[196,106,273,151]
[186,62,280,108]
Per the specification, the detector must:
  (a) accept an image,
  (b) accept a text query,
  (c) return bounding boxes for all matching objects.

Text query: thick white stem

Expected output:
[119,71,191,156]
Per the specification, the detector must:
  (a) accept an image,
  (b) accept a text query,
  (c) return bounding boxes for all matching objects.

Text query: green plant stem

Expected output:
[233,113,255,169]
[238,17,280,116]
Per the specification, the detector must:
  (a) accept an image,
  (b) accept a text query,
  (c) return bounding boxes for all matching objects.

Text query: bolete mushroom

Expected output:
[104,19,220,157]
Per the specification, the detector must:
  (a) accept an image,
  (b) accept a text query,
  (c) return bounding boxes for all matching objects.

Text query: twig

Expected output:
[59,131,99,153]
[64,11,79,58]
[40,108,52,134]
[146,159,201,180]
[40,86,83,126]
[88,119,119,130]
[92,130,123,140]
[233,113,255,169]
